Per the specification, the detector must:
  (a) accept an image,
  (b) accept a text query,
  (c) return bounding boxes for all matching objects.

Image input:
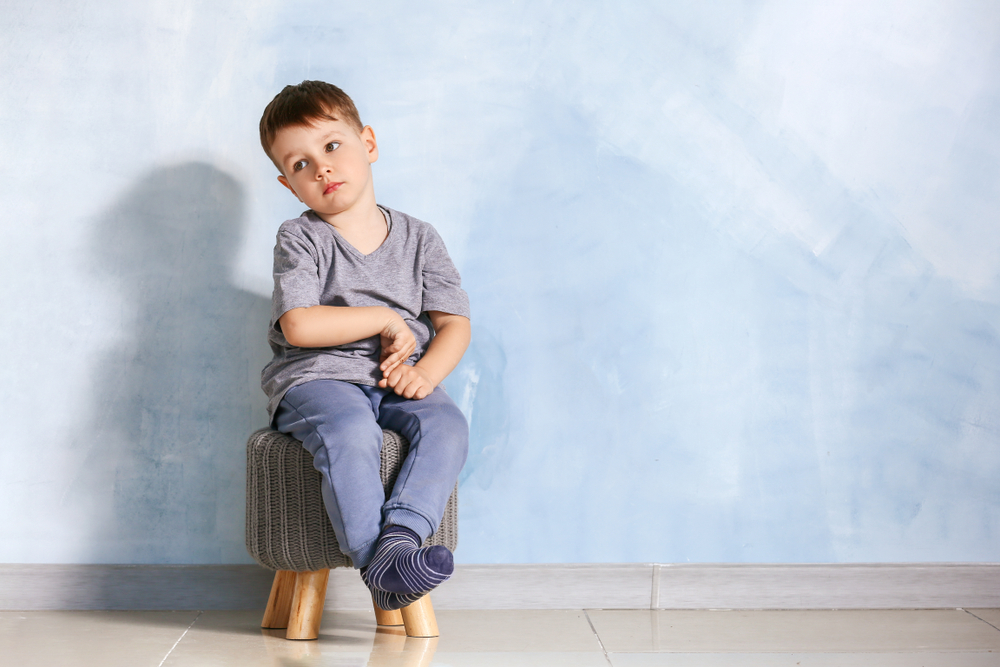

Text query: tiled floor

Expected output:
[1,608,999,666]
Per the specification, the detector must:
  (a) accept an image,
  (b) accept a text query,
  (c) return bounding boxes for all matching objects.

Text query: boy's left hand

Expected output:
[378,363,436,399]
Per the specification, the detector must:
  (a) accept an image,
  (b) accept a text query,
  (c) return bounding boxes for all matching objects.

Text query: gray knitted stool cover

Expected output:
[246,428,458,572]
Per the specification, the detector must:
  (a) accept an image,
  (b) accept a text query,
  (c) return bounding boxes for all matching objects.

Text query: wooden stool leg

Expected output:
[400,594,438,638]
[261,570,297,629]
[286,569,330,640]
[372,597,405,626]
[403,636,439,667]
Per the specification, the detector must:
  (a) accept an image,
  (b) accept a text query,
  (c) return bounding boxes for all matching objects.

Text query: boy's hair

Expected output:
[259,81,364,170]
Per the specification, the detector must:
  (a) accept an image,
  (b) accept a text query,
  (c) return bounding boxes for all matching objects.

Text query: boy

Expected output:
[258,81,471,610]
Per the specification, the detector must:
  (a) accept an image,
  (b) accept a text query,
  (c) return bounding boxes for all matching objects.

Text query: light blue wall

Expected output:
[2,0,998,565]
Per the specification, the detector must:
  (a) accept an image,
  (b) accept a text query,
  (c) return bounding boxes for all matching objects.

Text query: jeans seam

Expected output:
[383,407,422,509]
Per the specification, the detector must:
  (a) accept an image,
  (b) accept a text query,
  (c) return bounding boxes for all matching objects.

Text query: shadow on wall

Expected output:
[80,162,271,569]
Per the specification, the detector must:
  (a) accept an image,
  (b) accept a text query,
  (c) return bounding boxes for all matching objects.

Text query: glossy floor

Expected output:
[1,608,999,666]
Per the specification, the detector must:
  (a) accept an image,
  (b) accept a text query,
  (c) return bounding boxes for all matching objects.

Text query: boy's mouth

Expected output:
[324,182,343,194]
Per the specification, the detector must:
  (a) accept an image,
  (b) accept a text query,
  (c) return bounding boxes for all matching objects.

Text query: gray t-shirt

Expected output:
[261,206,471,423]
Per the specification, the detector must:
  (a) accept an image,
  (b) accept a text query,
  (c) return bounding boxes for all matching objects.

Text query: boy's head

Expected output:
[259,81,364,172]
[260,81,380,222]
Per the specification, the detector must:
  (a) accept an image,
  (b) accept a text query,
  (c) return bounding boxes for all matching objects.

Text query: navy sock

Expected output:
[366,582,424,611]
[361,525,454,596]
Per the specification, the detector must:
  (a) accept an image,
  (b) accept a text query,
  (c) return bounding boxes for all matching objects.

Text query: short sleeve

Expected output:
[271,230,321,333]
[421,226,471,319]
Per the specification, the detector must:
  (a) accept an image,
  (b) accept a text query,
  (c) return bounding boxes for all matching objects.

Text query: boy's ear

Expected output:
[277,175,302,202]
[362,125,379,164]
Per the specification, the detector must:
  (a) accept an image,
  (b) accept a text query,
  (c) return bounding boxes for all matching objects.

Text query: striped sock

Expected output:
[367,584,424,612]
[361,525,454,596]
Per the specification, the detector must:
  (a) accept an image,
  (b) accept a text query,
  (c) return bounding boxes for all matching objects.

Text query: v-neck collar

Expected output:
[313,206,393,260]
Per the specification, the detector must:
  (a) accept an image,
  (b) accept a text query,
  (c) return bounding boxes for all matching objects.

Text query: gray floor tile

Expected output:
[7,607,997,667]
[163,609,606,664]
[427,653,612,666]
[608,653,1000,666]
[968,609,1000,630]
[162,609,380,665]
[0,610,199,667]
[434,610,606,652]
[588,609,1000,653]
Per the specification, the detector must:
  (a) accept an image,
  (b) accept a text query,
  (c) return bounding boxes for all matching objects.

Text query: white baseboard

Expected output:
[2,563,998,611]
[651,563,1000,610]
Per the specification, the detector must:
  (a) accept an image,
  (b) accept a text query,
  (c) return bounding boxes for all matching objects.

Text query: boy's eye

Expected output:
[326,142,340,152]
[292,160,307,172]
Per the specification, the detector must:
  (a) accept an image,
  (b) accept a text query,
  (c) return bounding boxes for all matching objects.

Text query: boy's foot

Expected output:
[361,525,454,596]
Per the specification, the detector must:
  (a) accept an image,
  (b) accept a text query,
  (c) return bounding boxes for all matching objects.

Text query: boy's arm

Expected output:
[280,306,416,373]
[415,312,471,386]
[378,311,471,399]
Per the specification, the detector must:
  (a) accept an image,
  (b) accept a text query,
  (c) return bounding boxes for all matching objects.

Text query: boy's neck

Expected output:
[313,189,389,256]
[315,191,382,234]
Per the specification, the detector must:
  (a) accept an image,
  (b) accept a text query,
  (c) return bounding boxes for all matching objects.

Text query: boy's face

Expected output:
[271,115,379,221]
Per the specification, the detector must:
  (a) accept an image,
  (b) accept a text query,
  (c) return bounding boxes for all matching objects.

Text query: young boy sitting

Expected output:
[258,81,471,610]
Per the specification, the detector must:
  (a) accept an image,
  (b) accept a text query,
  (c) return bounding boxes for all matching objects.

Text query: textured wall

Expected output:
[1,0,998,564]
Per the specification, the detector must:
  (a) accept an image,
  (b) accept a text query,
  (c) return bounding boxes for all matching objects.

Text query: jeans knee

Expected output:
[440,398,468,425]
[434,403,470,458]
[313,420,381,463]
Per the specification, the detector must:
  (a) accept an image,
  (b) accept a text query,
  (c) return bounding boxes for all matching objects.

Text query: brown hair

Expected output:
[259,81,364,170]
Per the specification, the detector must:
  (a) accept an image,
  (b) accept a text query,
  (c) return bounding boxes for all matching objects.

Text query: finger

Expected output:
[406,377,430,400]
[394,332,415,354]
[387,352,409,373]
[381,350,409,372]
[390,340,411,361]
[402,380,417,399]
[385,334,407,354]
[388,365,408,387]
[393,373,413,396]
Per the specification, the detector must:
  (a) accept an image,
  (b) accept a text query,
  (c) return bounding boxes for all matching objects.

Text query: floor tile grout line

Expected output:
[962,608,1000,633]
[157,610,203,667]
[583,609,614,666]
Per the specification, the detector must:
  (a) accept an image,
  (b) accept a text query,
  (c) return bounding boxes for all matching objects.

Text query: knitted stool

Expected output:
[245,428,458,640]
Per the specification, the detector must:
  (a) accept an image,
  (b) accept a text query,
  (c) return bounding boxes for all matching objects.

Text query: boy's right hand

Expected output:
[379,314,417,378]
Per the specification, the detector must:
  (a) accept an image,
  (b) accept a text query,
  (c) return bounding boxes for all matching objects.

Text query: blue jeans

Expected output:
[274,379,469,569]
